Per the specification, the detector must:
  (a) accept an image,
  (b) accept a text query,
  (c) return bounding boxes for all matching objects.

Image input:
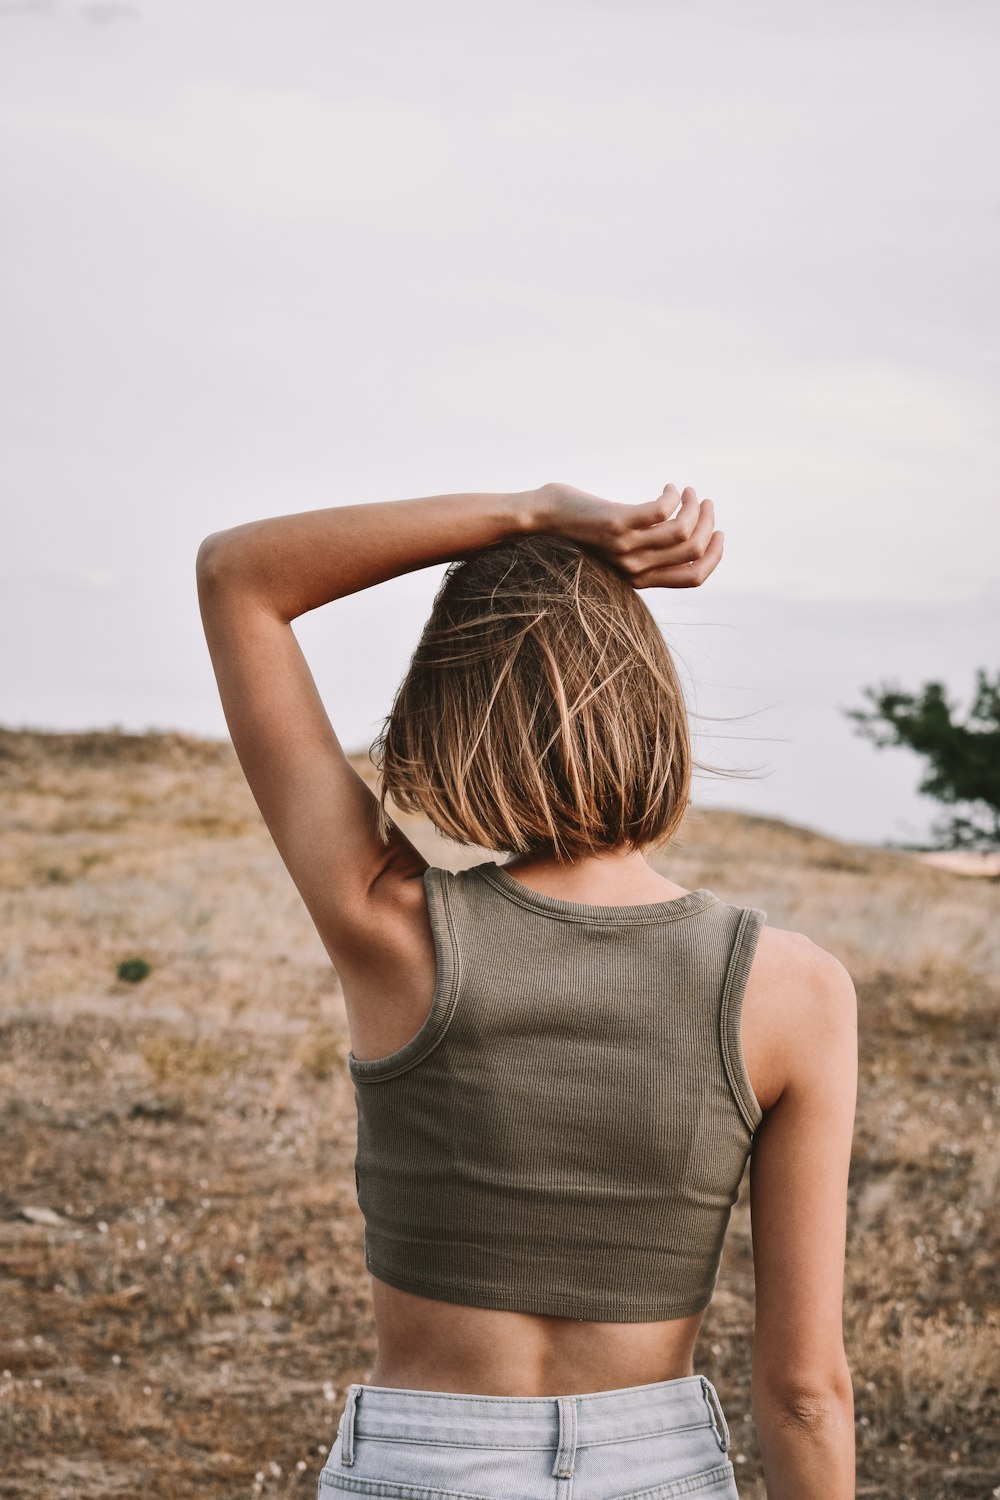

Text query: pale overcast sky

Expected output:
[2,0,997,846]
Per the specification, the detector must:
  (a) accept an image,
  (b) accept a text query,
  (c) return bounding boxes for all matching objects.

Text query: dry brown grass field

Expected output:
[1,727,997,1500]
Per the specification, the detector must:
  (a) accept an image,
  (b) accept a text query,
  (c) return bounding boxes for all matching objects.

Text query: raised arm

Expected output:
[196,480,721,622]
[749,931,858,1498]
[195,488,540,974]
[195,480,722,980]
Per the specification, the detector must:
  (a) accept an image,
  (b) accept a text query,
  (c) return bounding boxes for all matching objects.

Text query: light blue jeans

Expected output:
[317,1373,741,1499]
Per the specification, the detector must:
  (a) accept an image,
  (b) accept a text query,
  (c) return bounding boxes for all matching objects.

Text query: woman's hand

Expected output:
[533,481,724,589]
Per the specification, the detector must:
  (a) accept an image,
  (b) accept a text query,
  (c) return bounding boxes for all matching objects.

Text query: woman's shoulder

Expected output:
[754,917,854,990]
[742,917,857,1115]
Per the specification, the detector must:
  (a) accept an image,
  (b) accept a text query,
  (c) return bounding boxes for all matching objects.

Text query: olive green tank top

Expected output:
[348,859,766,1322]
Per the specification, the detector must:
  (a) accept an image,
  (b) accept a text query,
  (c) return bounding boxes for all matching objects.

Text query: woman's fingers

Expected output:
[633,527,725,589]
[626,483,696,540]
[616,491,717,578]
[543,480,723,590]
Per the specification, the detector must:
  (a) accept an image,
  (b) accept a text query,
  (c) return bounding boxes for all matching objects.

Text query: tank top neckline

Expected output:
[473,859,719,925]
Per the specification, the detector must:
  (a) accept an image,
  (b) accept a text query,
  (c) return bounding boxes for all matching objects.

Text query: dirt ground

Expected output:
[1,727,997,1499]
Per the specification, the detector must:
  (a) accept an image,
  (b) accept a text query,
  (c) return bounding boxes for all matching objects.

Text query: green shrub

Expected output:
[117,957,152,984]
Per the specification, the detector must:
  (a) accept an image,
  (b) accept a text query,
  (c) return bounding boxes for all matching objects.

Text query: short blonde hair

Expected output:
[371,532,692,861]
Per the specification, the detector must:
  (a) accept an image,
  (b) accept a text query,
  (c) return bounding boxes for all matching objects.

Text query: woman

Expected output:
[197,481,857,1500]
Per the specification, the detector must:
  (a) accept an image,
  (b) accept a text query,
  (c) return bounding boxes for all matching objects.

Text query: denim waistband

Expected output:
[338,1373,731,1469]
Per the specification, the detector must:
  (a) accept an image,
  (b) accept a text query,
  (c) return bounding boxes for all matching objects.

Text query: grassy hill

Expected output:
[1,727,997,1498]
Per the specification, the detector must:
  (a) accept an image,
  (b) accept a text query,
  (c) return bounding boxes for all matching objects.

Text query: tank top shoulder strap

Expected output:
[718,905,767,1136]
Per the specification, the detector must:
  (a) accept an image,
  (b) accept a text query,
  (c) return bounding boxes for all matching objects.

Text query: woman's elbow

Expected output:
[752,1356,854,1423]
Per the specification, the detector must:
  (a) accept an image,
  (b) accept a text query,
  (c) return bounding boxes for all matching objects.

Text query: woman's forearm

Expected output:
[196,479,725,619]
[196,487,549,622]
[755,1387,856,1499]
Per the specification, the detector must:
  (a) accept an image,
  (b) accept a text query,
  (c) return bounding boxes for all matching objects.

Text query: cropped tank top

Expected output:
[348,859,766,1322]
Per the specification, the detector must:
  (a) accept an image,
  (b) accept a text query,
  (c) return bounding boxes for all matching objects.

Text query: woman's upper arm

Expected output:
[748,934,858,1406]
[195,541,427,967]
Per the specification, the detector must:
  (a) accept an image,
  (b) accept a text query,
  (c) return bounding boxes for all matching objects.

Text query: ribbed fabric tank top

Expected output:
[349,859,766,1322]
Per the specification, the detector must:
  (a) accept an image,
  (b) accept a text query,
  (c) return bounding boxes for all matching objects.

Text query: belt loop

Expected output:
[552,1396,578,1478]
[699,1376,731,1452]
[339,1383,360,1467]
